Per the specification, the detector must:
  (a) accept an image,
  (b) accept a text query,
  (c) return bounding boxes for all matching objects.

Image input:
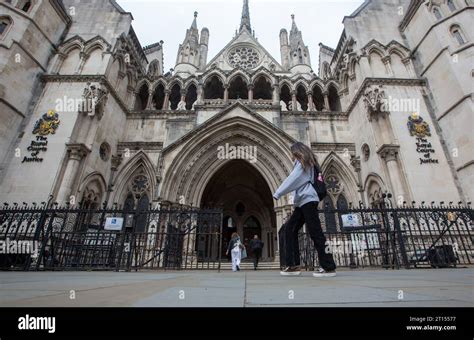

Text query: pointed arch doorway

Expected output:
[200,160,276,261]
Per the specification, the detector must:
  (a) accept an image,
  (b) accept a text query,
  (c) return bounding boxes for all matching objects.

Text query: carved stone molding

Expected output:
[377,144,400,162]
[363,85,390,121]
[350,155,361,172]
[111,154,123,171]
[79,82,109,120]
[66,143,90,161]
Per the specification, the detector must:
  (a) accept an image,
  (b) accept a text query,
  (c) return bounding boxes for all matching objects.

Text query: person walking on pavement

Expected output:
[226,232,244,272]
[273,142,337,277]
[249,235,264,270]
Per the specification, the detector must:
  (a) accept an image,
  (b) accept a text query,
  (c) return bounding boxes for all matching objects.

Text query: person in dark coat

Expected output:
[249,235,264,270]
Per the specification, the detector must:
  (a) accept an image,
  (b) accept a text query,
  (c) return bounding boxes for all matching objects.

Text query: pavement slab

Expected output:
[0,268,472,307]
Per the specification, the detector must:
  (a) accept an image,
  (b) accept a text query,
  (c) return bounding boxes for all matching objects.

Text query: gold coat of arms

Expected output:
[407,113,431,138]
[33,110,60,136]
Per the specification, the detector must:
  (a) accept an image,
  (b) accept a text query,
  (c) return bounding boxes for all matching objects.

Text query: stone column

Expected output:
[272,85,280,106]
[105,154,123,204]
[248,85,254,102]
[56,144,90,205]
[291,91,297,111]
[180,89,187,103]
[377,145,405,205]
[197,83,204,104]
[223,85,229,104]
[76,52,88,74]
[323,91,330,111]
[146,89,154,110]
[307,92,314,111]
[403,57,416,77]
[382,56,393,76]
[350,156,365,205]
[163,90,170,110]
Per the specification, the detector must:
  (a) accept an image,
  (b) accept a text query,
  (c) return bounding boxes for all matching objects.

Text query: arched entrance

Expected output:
[200,160,276,261]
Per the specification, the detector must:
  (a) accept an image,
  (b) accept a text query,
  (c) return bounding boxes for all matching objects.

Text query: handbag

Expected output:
[312,165,327,201]
[241,248,247,259]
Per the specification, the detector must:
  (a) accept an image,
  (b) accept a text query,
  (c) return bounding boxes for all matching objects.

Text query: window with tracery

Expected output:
[227,46,261,70]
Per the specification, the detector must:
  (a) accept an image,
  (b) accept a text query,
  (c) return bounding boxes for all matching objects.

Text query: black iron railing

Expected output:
[0,203,223,272]
[1,201,472,271]
[298,202,473,270]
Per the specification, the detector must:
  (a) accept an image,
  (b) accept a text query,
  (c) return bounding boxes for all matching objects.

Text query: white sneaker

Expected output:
[313,267,337,278]
[280,266,301,276]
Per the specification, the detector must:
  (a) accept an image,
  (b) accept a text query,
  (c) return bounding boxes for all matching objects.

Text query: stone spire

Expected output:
[240,0,252,33]
[191,11,198,30]
[175,11,209,74]
[291,14,298,33]
[283,14,312,73]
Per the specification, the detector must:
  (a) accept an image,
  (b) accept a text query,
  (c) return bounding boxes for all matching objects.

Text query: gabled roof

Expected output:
[162,101,296,155]
[203,29,284,72]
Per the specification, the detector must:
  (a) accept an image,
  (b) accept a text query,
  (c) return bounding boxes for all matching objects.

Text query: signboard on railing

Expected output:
[105,217,124,231]
[341,214,361,228]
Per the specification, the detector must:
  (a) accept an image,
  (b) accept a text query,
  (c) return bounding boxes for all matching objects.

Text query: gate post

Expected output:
[35,209,56,271]
[217,211,223,273]
[393,211,410,269]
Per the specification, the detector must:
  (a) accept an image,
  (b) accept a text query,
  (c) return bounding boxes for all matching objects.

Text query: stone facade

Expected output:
[0,0,472,260]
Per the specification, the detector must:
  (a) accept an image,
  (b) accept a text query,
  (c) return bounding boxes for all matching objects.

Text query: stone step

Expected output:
[219,262,281,269]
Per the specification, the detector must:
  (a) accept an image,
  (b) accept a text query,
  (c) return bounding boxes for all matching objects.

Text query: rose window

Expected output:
[227,47,260,70]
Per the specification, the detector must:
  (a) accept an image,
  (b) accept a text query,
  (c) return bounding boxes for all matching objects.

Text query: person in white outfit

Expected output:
[226,232,244,272]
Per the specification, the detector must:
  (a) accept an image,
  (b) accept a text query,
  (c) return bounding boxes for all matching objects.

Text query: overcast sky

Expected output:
[117,0,365,71]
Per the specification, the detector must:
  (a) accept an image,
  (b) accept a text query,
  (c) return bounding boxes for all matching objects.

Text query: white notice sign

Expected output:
[105,217,124,231]
[341,214,361,228]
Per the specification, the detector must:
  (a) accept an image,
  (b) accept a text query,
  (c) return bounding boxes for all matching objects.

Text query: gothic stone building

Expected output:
[0,0,472,261]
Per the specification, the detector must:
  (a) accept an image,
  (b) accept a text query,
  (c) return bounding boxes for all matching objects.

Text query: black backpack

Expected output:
[311,166,327,201]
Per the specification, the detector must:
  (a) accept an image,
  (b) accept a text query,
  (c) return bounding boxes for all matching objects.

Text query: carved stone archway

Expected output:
[158,103,297,253]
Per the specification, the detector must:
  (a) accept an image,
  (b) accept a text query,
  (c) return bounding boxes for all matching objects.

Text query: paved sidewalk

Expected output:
[0,268,472,307]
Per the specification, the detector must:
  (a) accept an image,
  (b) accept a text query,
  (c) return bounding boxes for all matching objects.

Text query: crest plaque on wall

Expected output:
[32,110,60,136]
[407,113,431,138]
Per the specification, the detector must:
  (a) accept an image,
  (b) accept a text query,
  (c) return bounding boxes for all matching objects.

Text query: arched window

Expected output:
[298,48,303,64]
[447,0,456,12]
[296,85,308,111]
[0,17,12,38]
[450,25,466,45]
[280,84,291,109]
[312,85,325,111]
[134,83,149,110]
[228,76,248,100]
[253,76,272,100]
[328,85,341,111]
[432,6,443,20]
[169,83,181,110]
[17,1,33,13]
[185,84,198,110]
[153,83,165,110]
[204,75,224,99]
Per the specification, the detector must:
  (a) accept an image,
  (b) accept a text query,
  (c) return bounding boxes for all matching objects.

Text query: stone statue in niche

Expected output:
[280,100,288,111]
[176,100,186,111]
[191,100,197,110]
[296,101,302,112]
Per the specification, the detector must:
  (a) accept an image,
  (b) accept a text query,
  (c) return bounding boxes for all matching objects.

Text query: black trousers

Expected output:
[252,248,262,268]
[284,201,336,271]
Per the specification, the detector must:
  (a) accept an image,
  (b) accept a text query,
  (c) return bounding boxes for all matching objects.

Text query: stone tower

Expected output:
[174,12,209,76]
[280,14,312,74]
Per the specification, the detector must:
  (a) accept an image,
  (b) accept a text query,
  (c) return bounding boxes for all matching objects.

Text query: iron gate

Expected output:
[0,202,472,271]
[0,204,223,271]
[298,204,473,270]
